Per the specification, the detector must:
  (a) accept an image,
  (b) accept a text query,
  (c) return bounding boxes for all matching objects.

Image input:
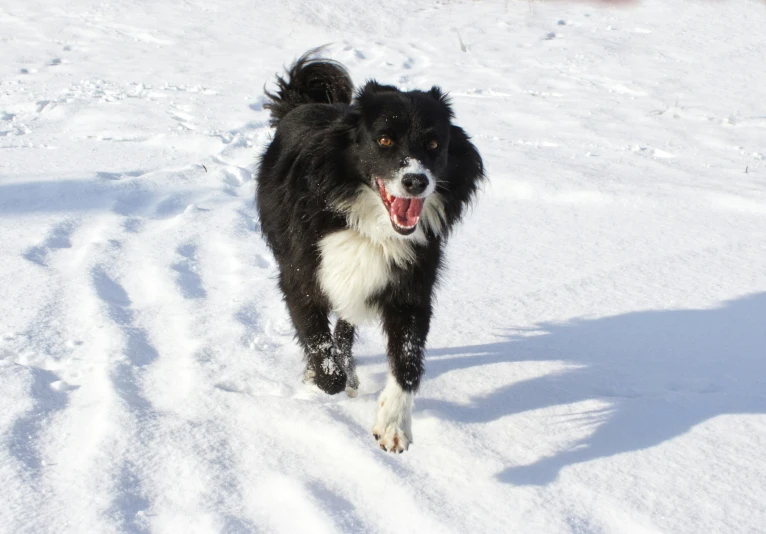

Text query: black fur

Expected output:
[264,49,353,128]
[256,50,484,397]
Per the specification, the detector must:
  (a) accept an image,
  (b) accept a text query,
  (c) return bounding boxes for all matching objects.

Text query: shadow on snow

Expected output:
[421,292,766,486]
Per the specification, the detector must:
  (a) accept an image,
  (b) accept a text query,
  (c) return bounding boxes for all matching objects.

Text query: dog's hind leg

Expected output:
[284,294,347,395]
[334,319,359,397]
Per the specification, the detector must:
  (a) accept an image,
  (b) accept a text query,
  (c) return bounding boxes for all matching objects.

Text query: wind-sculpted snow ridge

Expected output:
[1,0,765,532]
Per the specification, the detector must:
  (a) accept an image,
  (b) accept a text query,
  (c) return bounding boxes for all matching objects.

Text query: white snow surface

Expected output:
[2,0,766,532]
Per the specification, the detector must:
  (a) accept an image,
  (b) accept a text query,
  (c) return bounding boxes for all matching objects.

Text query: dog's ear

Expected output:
[358,80,399,96]
[354,80,399,123]
[428,86,455,118]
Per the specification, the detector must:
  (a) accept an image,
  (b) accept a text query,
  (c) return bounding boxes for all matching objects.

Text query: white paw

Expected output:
[372,422,411,453]
[372,373,413,453]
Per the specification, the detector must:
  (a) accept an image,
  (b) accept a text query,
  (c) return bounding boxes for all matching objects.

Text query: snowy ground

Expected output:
[2,0,766,532]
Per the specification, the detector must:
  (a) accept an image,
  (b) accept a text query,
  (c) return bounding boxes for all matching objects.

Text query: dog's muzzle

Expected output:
[401,173,429,196]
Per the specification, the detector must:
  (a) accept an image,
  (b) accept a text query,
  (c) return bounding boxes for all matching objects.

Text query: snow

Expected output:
[2,0,765,532]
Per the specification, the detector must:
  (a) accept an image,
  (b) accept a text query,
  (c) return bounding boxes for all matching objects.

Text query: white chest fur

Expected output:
[317,229,415,325]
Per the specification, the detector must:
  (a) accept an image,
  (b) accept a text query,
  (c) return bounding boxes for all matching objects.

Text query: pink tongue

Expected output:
[390,197,424,227]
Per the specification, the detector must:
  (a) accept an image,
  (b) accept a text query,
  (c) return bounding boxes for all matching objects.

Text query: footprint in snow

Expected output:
[254,254,270,269]
[237,210,260,233]
[122,218,143,233]
[249,96,268,112]
[22,220,78,267]
[96,170,145,181]
[171,243,207,300]
[221,166,251,187]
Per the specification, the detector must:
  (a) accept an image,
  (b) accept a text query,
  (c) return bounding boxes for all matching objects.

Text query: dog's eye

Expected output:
[427,140,439,150]
[378,136,393,147]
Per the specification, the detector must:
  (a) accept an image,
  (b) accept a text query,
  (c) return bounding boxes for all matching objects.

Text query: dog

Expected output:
[256,50,484,452]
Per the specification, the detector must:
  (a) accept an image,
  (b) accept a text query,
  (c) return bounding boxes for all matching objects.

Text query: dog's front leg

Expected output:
[373,307,430,453]
[284,294,347,395]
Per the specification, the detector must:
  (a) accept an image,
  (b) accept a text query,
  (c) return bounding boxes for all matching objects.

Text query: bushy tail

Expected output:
[264,49,353,128]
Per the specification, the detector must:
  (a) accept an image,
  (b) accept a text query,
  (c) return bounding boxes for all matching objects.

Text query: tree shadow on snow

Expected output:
[420,292,766,486]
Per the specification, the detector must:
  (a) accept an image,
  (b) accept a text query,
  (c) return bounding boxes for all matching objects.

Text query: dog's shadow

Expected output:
[419,292,766,485]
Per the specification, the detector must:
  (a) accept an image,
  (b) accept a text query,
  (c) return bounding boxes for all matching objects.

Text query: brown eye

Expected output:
[427,139,439,150]
[378,136,393,147]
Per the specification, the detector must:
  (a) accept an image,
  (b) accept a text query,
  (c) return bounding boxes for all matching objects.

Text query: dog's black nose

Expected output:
[401,173,429,196]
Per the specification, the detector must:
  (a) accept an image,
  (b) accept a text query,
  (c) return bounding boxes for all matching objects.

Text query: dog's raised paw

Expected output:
[372,374,414,453]
[372,424,411,453]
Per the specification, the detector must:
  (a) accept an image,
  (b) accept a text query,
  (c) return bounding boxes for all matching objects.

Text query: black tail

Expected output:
[264,49,354,128]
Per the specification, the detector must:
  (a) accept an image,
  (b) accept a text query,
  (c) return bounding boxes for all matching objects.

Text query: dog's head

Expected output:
[345,82,457,238]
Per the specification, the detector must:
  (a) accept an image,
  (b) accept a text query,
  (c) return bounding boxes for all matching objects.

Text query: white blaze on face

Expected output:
[375,158,440,235]
[385,158,437,199]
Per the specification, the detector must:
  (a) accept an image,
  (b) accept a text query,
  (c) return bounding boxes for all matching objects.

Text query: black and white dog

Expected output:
[256,51,484,452]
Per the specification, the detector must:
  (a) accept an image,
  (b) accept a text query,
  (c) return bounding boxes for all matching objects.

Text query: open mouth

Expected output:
[376,179,424,235]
